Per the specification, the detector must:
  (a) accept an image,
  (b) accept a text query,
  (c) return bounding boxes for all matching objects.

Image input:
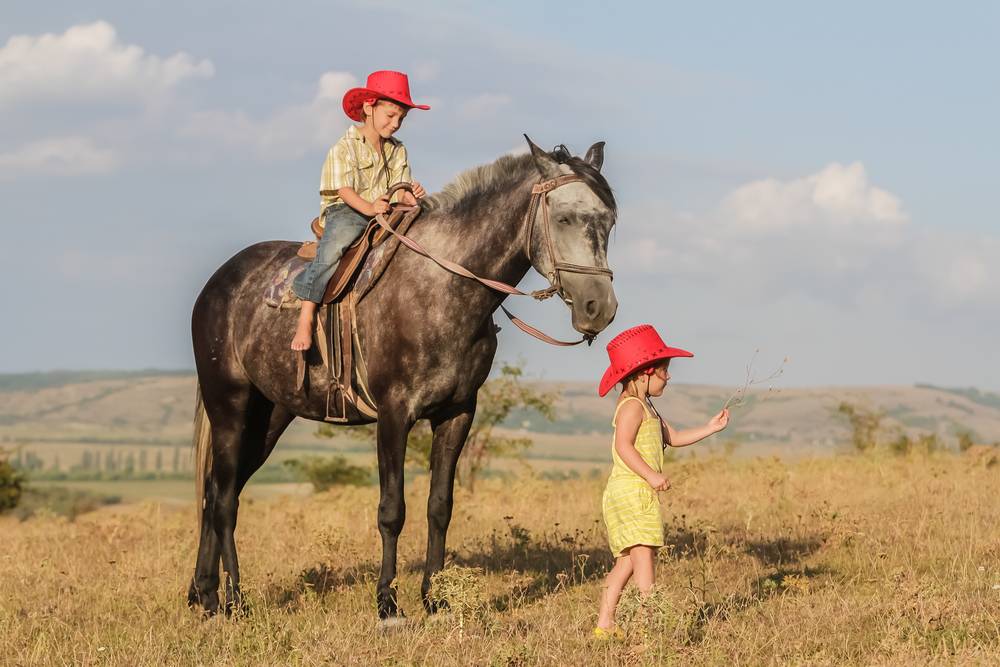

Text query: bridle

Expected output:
[371,175,615,346]
[522,173,615,305]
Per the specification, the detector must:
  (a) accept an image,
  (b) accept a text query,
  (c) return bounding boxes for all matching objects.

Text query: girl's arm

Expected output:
[615,402,669,490]
[663,409,729,447]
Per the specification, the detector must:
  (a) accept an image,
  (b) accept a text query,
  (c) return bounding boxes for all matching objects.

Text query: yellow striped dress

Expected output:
[601,396,665,557]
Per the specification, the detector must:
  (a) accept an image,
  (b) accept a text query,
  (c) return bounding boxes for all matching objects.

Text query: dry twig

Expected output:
[721,350,788,411]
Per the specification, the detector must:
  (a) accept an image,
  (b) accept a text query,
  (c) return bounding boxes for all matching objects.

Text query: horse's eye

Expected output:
[558,216,572,225]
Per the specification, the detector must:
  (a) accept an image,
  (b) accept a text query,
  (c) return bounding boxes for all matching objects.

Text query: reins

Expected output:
[372,176,613,346]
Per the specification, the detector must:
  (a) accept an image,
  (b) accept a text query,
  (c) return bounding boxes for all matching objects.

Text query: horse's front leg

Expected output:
[375,403,415,620]
[421,401,475,612]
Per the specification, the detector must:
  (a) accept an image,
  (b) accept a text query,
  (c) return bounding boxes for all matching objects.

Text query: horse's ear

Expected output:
[585,141,605,172]
[524,134,560,179]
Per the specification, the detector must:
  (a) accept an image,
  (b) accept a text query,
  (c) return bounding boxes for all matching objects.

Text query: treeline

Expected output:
[7,446,191,481]
[837,401,1000,456]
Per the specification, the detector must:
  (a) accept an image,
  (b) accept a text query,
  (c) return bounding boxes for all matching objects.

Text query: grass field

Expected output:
[3,452,999,665]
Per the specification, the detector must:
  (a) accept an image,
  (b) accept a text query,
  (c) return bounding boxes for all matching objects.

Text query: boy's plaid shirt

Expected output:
[318,125,411,223]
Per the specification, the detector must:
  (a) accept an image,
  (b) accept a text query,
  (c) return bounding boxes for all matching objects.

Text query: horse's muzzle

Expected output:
[563,275,617,336]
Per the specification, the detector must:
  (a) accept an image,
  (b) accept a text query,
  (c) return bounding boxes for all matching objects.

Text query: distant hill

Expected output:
[0,369,192,393]
[2,371,999,458]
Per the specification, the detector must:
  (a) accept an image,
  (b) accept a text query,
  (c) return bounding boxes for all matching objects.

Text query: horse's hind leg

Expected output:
[374,402,416,620]
[191,387,291,616]
[189,496,222,614]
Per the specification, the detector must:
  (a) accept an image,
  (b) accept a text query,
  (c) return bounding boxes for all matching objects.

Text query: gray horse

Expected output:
[188,137,618,619]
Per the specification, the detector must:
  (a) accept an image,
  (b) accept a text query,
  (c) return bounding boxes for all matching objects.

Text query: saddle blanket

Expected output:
[264,257,309,308]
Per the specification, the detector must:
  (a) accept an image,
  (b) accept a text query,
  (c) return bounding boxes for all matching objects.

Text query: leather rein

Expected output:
[372,176,614,346]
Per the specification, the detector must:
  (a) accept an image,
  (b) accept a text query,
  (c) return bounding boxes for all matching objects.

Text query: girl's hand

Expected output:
[411,181,426,199]
[708,409,730,433]
[646,473,671,492]
[372,196,391,215]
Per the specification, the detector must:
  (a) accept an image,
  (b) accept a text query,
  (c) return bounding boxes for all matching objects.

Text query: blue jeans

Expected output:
[292,205,370,303]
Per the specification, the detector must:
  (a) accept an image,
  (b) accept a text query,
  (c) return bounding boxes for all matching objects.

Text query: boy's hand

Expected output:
[372,195,391,215]
[411,181,426,199]
[646,473,671,492]
[708,409,730,433]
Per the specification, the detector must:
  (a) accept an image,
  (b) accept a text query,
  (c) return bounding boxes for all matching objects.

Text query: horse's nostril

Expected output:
[585,299,600,318]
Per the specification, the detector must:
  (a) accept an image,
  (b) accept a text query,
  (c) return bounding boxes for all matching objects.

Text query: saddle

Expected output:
[297,204,418,304]
[268,197,422,423]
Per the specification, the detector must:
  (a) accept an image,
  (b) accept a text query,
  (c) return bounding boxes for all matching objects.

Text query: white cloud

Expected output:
[0,21,213,108]
[720,162,907,233]
[617,162,1000,310]
[457,93,512,120]
[178,70,357,160]
[0,136,117,178]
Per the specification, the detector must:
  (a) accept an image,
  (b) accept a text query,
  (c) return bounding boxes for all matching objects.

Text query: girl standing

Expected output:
[594,324,729,638]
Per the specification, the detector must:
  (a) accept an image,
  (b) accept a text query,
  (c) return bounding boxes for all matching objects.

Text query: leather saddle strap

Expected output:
[340,298,355,405]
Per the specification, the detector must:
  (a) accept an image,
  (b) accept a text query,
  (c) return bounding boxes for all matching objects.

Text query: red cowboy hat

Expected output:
[342,70,430,122]
[598,324,693,397]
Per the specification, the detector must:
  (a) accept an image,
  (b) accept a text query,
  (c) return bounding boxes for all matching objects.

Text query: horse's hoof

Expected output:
[187,581,220,617]
[377,589,402,620]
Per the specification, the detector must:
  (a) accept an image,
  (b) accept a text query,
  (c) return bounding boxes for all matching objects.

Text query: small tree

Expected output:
[455,363,556,491]
[316,362,558,492]
[0,453,25,511]
[837,402,884,453]
[888,431,913,456]
[957,430,976,453]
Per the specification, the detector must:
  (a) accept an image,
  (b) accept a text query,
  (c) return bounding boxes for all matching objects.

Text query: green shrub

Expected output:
[957,430,976,453]
[14,487,120,521]
[283,456,372,492]
[0,455,24,511]
[888,432,914,456]
[837,402,884,452]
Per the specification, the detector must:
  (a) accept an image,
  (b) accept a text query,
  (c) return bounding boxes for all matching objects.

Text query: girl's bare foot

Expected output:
[291,302,317,351]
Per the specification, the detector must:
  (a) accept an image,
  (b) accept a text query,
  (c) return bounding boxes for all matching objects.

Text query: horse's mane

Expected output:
[423,147,616,217]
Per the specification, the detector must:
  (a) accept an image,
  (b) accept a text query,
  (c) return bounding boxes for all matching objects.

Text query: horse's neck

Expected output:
[416,181,534,292]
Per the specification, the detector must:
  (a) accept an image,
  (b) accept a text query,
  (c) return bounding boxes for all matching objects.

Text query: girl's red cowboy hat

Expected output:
[342,70,430,122]
[598,324,693,397]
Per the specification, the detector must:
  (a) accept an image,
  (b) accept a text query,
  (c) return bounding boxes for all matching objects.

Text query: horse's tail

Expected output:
[192,384,213,531]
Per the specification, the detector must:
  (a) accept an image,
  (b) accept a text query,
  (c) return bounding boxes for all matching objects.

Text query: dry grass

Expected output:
[2,453,999,665]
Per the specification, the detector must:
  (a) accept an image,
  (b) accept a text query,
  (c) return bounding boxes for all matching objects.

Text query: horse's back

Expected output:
[198,241,300,296]
[192,241,300,370]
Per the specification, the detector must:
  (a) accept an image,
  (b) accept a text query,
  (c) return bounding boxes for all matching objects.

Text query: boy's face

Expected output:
[364,100,409,139]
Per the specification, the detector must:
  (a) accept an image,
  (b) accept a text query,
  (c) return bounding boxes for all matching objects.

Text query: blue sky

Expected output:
[1,1,997,390]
